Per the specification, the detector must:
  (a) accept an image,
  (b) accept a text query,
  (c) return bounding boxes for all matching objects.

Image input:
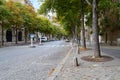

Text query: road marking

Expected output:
[43,45,70,48]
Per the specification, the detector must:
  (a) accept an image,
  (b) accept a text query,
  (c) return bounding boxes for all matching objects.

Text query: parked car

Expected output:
[41,37,47,42]
[65,39,70,42]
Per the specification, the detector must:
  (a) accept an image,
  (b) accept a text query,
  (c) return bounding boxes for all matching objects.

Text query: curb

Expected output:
[47,46,73,80]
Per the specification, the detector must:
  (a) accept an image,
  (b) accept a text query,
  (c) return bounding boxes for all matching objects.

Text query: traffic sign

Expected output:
[30,34,35,38]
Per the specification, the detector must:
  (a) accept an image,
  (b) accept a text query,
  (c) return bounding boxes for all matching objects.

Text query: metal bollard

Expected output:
[73,57,79,66]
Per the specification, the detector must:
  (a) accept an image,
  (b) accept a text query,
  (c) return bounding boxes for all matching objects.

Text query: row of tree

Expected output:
[0,0,66,46]
[39,0,120,58]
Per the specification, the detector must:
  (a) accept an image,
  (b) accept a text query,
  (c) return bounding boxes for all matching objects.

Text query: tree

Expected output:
[92,0,101,57]
[39,0,82,44]
[6,0,24,44]
[85,0,101,58]
[23,4,37,43]
[85,0,120,57]
[99,0,120,45]
[80,0,89,49]
[5,0,37,44]
[0,0,11,46]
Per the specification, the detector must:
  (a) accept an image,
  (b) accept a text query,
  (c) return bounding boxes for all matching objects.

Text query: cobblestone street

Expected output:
[0,41,71,80]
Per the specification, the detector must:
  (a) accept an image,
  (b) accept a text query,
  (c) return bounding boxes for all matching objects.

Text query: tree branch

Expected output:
[85,0,92,6]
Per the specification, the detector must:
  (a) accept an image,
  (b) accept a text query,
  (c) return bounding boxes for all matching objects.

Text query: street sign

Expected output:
[30,34,35,38]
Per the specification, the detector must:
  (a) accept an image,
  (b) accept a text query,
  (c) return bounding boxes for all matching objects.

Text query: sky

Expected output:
[30,0,41,10]
[29,0,54,16]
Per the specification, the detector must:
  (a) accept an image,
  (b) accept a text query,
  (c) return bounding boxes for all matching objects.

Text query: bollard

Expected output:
[73,57,79,66]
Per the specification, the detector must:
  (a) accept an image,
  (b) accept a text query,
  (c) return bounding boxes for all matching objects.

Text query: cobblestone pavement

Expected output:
[53,46,120,80]
[0,41,71,80]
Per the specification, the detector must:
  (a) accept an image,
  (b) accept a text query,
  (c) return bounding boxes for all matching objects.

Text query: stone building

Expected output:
[0,0,33,45]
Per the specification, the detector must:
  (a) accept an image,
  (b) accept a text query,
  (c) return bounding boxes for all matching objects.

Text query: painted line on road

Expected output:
[41,45,69,48]
[47,46,73,80]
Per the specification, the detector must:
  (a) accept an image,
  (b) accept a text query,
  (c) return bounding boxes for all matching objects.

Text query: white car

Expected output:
[65,39,70,42]
[41,37,47,42]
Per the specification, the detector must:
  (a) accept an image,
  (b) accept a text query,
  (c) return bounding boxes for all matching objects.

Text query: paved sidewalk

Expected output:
[48,46,120,80]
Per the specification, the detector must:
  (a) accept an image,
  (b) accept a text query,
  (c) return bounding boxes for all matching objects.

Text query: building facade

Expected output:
[0,0,33,45]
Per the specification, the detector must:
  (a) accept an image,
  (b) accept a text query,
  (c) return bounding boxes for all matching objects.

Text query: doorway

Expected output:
[6,29,12,42]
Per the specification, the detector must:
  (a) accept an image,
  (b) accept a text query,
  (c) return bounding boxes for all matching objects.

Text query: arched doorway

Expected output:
[18,31,22,41]
[6,29,12,42]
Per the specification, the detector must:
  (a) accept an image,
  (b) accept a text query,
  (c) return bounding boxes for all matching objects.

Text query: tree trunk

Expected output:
[105,32,107,44]
[81,0,86,48]
[72,25,76,45]
[24,28,27,43]
[1,21,4,46]
[110,32,113,45]
[92,0,101,58]
[15,28,18,44]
